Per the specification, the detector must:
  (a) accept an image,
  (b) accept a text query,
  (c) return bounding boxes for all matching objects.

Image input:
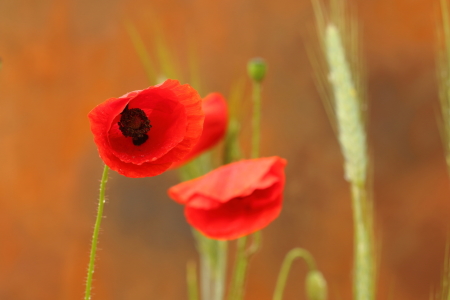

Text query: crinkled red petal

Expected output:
[167,156,286,239]
[184,183,284,240]
[171,92,228,168]
[88,79,204,178]
[168,157,286,206]
[108,86,188,164]
[152,80,204,165]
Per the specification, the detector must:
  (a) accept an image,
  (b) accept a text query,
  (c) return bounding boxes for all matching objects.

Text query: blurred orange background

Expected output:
[0,0,448,299]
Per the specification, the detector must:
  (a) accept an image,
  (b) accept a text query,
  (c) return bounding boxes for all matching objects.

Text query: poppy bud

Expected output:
[247,57,267,82]
[305,270,327,300]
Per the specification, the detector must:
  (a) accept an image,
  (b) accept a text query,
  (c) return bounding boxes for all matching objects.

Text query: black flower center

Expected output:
[118,106,152,146]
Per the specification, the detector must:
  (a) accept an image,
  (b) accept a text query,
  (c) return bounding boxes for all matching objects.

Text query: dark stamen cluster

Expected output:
[118,106,152,146]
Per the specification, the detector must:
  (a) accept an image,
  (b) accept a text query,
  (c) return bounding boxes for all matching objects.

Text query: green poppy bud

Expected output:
[306,270,327,300]
[247,57,267,82]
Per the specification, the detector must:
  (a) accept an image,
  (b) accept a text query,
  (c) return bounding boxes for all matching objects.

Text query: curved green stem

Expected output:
[272,248,317,300]
[84,165,109,300]
[228,232,262,300]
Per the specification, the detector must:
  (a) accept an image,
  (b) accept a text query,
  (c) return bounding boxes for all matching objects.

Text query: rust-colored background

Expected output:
[0,0,447,299]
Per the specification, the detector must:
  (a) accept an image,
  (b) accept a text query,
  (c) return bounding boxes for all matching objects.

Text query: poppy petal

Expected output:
[171,92,228,168]
[88,79,204,178]
[185,190,282,240]
[168,157,284,203]
[168,156,287,240]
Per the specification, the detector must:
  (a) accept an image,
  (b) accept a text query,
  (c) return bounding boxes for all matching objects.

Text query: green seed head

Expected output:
[247,57,267,82]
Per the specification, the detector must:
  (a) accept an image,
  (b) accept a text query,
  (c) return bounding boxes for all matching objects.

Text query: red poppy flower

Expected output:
[168,156,287,240]
[171,92,228,168]
[88,79,204,177]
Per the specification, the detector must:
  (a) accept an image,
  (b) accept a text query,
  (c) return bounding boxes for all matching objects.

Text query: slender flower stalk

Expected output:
[228,237,249,300]
[187,261,200,300]
[223,79,246,165]
[213,241,228,300]
[272,248,317,300]
[228,59,267,300]
[193,231,228,300]
[198,234,212,300]
[251,80,262,159]
[248,57,266,159]
[84,164,110,300]
[324,24,374,300]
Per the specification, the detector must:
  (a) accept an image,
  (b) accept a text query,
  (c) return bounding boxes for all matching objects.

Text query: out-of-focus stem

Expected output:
[227,233,262,300]
[194,231,228,300]
[272,248,317,300]
[125,23,157,85]
[187,261,200,300]
[212,241,228,300]
[223,118,242,165]
[194,231,213,300]
[227,70,265,299]
[228,237,248,300]
[251,81,262,159]
[84,165,110,300]
[351,182,373,300]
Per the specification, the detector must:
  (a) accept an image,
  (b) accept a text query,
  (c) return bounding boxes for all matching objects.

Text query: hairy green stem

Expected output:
[272,248,317,300]
[84,164,109,300]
